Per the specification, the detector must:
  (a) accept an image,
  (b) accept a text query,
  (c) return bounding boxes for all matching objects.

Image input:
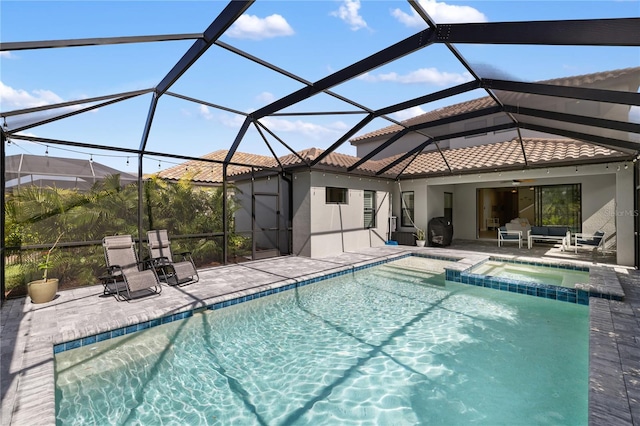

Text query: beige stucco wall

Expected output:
[395,162,634,266]
[293,171,392,258]
[292,171,312,257]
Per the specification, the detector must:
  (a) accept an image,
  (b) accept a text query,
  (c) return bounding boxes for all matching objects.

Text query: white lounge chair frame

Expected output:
[498,227,522,248]
[574,231,605,254]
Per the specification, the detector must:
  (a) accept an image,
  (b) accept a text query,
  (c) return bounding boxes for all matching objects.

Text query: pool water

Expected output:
[55,257,588,425]
[470,260,589,288]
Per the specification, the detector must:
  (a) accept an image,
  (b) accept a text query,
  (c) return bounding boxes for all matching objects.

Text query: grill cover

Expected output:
[428,217,453,247]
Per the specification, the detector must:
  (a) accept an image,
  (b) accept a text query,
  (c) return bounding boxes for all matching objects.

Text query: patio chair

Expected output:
[101,235,162,301]
[498,226,522,248]
[574,231,605,254]
[147,230,199,286]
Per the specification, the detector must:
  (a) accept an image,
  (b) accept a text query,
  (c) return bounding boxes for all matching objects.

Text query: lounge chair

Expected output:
[498,226,522,248]
[147,230,199,286]
[101,235,162,301]
[574,231,605,254]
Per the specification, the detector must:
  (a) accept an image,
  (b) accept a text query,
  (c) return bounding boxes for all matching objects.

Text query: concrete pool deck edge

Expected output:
[1,246,636,425]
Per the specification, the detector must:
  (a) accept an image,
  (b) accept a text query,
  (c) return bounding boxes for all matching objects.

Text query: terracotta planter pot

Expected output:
[27,278,58,304]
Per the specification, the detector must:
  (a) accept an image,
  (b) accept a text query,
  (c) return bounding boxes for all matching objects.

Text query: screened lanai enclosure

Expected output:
[1,0,639,300]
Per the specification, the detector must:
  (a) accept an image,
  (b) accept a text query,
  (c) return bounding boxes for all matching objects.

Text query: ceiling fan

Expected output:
[501,179,536,186]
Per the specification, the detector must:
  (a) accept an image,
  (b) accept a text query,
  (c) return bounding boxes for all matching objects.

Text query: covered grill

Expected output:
[428,217,453,247]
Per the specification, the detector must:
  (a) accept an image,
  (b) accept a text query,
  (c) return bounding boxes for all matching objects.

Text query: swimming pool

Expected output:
[470,260,589,288]
[55,257,588,425]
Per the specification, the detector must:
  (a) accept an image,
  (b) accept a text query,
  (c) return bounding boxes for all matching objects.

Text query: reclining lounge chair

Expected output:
[147,230,199,286]
[574,231,605,254]
[102,235,162,301]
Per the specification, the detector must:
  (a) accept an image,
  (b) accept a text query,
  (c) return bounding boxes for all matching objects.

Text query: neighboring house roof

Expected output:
[161,138,630,183]
[350,67,640,145]
[152,150,275,183]
[5,154,138,191]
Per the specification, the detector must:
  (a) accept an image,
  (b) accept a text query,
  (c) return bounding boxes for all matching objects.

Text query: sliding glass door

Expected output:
[534,184,582,233]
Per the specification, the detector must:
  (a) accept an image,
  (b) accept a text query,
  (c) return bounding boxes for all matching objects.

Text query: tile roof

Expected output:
[152,150,275,183]
[154,137,629,183]
[351,67,640,144]
[392,137,629,177]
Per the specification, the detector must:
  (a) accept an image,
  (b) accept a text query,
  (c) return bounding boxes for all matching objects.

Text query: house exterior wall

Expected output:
[615,169,635,266]
[292,171,392,258]
[292,171,312,257]
[352,75,638,160]
[392,162,633,266]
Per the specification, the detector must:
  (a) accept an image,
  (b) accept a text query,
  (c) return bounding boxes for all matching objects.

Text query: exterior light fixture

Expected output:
[625,163,628,170]
[45,146,49,156]
[617,165,621,171]
[89,155,93,164]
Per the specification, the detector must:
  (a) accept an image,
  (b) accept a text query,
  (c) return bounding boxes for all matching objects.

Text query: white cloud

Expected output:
[259,117,347,140]
[391,0,487,26]
[392,106,426,122]
[358,68,473,86]
[197,104,213,120]
[219,113,247,128]
[330,0,368,31]
[0,51,17,59]
[226,14,294,40]
[0,81,65,111]
[256,92,276,104]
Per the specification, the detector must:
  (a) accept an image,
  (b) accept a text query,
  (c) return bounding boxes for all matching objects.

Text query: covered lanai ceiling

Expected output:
[1,0,639,179]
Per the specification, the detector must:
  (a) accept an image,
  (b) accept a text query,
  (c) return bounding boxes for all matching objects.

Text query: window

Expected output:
[364,190,376,228]
[534,184,582,233]
[401,191,414,227]
[326,187,348,204]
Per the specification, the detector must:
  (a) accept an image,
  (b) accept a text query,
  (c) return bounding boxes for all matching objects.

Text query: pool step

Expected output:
[56,328,174,384]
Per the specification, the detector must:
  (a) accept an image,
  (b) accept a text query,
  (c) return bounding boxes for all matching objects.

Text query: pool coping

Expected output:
[0,247,633,425]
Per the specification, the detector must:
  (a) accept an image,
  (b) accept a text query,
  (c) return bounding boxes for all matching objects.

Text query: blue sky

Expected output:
[1,0,639,172]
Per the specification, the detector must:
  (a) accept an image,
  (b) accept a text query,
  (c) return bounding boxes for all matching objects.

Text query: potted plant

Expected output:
[414,227,426,247]
[27,233,63,304]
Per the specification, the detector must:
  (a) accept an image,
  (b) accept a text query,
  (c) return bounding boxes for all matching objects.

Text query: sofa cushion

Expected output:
[530,226,548,236]
[548,227,568,237]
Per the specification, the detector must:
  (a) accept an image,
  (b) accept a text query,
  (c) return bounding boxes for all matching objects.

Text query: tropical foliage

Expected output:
[4,174,247,296]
